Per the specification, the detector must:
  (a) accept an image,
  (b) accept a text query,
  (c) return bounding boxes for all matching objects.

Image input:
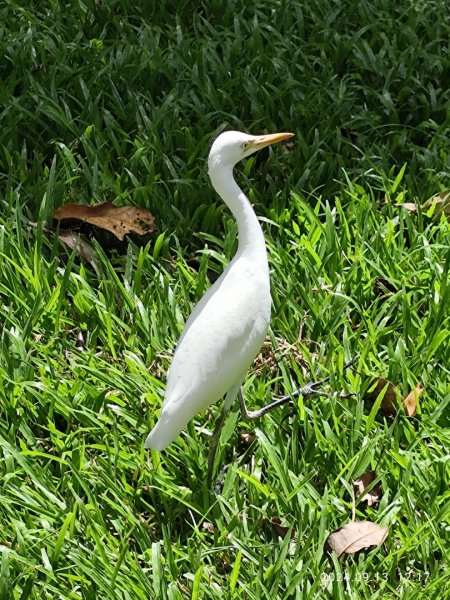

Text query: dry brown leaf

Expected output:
[105,389,123,398]
[270,517,291,540]
[76,331,84,351]
[403,383,424,417]
[366,378,400,416]
[422,191,450,221]
[399,202,418,212]
[373,277,397,298]
[54,202,156,240]
[28,220,96,264]
[202,522,215,534]
[239,431,256,446]
[327,521,388,557]
[58,231,96,263]
[367,378,423,418]
[354,471,381,506]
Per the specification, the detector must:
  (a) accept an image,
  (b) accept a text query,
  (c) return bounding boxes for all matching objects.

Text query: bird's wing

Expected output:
[176,260,233,347]
[163,260,270,414]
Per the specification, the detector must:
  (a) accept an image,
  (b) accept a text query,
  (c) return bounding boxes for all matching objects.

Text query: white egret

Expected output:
[144,130,294,472]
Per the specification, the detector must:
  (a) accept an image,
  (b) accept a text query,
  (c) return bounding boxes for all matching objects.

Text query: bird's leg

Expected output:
[207,407,229,487]
[239,358,357,421]
[238,382,326,420]
[207,382,242,486]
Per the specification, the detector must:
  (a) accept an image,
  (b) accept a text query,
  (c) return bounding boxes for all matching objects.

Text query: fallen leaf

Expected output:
[202,522,215,534]
[54,202,156,240]
[422,191,450,221]
[354,471,381,506]
[399,202,418,212]
[403,383,424,417]
[270,516,291,540]
[366,378,400,416]
[28,221,95,264]
[373,277,397,298]
[28,220,98,267]
[76,331,84,351]
[58,230,96,264]
[105,390,123,398]
[239,431,256,446]
[366,378,423,417]
[327,521,388,557]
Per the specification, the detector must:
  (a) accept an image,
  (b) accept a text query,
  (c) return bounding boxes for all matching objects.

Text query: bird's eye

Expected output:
[242,141,249,151]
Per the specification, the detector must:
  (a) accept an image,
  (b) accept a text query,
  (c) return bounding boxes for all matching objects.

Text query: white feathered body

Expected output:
[144,255,270,450]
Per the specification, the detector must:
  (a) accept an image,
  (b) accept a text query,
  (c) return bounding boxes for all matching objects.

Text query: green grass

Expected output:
[1,1,449,598]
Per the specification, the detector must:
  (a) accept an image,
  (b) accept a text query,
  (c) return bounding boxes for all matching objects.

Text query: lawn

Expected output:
[0,1,449,598]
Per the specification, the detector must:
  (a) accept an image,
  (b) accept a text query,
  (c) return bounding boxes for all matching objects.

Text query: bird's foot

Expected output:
[282,379,328,401]
[239,357,357,421]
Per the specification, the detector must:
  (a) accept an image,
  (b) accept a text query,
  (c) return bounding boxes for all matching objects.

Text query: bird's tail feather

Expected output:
[144,408,187,451]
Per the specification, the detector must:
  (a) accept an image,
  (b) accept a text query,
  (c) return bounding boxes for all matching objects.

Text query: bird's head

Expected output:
[208,130,294,171]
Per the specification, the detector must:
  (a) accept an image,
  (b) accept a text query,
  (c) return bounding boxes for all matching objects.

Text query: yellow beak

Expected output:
[250,132,295,150]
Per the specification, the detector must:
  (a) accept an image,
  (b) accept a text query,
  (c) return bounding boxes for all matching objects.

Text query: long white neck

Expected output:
[208,163,268,270]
